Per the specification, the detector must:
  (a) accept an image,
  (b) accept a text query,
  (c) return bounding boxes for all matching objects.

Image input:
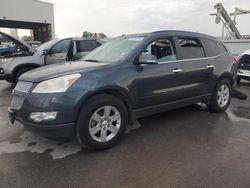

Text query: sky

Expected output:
[1,0,250,38]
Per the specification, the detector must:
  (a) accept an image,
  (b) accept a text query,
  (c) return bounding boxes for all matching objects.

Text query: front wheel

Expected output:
[209,79,232,112]
[15,67,35,84]
[76,94,128,150]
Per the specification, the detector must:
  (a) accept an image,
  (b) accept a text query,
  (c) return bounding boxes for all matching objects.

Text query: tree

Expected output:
[98,32,107,39]
[82,31,92,38]
[82,30,107,39]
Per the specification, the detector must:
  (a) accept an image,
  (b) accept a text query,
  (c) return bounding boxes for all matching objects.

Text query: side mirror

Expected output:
[42,49,50,56]
[137,53,158,64]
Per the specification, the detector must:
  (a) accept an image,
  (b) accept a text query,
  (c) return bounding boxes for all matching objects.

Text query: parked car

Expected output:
[25,41,41,49]
[237,49,250,83]
[8,30,237,150]
[0,42,18,56]
[0,31,104,83]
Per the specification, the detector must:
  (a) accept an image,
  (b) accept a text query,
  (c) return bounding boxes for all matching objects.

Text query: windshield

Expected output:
[82,37,144,63]
[36,39,61,52]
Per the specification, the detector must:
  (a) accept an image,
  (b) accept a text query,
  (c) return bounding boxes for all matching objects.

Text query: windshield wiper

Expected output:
[84,59,99,62]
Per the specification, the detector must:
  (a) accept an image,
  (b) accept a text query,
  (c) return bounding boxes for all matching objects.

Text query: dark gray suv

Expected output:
[9,31,237,150]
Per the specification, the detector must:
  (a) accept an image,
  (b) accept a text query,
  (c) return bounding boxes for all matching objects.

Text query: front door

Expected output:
[133,38,187,109]
[45,39,71,65]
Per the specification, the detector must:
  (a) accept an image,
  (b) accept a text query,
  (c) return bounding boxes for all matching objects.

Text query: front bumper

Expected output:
[237,69,250,80]
[8,107,74,139]
[8,80,90,139]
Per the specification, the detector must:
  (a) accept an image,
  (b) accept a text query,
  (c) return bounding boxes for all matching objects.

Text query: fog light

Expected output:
[29,112,57,123]
[0,68,4,74]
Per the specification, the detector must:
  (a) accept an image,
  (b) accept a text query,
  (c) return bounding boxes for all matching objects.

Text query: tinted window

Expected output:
[178,38,205,59]
[76,40,100,52]
[51,39,71,54]
[140,39,177,62]
[201,39,227,57]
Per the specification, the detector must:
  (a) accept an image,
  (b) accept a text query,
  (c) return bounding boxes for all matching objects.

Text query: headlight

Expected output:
[1,58,14,63]
[32,73,81,93]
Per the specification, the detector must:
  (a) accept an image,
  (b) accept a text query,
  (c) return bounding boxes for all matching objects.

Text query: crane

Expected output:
[210,3,249,39]
[230,8,250,24]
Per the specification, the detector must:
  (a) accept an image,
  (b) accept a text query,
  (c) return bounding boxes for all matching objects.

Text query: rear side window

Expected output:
[76,40,100,52]
[178,38,205,59]
[201,39,227,57]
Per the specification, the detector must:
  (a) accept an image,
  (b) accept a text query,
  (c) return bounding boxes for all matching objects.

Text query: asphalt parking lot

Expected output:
[0,80,250,187]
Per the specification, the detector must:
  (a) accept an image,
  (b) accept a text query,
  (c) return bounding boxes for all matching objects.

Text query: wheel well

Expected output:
[75,89,134,127]
[13,64,40,81]
[217,73,234,85]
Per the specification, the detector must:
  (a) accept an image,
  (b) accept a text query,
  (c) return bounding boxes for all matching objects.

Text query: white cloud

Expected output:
[39,0,250,37]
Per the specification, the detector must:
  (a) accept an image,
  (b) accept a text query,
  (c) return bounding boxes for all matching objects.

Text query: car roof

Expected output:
[72,37,101,41]
[122,30,218,41]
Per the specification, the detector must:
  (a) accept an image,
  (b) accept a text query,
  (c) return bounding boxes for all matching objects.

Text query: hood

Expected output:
[19,61,109,83]
[0,31,33,52]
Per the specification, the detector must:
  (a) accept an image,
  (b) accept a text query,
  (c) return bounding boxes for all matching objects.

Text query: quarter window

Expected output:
[141,39,177,63]
[178,38,205,59]
[76,40,100,52]
[201,39,227,57]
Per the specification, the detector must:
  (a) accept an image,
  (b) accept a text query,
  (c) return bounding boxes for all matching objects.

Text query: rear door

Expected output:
[173,37,213,98]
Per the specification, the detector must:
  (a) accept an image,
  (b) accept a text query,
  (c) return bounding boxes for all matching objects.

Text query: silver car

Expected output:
[0,32,104,83]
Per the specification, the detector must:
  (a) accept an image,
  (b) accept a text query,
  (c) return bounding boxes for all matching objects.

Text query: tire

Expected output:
[237,76,241,84]
[209,79,232,112]
[76,94,128,151]
[15,67,35,84]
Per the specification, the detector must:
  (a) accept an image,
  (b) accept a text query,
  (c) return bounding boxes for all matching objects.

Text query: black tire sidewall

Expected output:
[15,67,34,83]
[210,79,232,112]
[76,94,128,150]
[237,76,241,84]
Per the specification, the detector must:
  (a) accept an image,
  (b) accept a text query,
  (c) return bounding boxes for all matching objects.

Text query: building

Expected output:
[223,39,250,55]
[0,0,55,42]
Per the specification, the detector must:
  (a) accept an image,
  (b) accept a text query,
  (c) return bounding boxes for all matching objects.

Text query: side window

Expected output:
[140,39,177,63]
[178,38,205,59]
[201,39,227,57]
[50,39,71,54]
[76,40,100,52]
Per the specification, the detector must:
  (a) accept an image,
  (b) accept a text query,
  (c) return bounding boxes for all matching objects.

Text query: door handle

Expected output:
[60,57,66,60]
[172,68,183,73]
[206,64,214,68]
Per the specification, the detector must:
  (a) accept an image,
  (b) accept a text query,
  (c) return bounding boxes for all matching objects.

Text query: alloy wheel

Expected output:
[217,84,230,108]
[89,106,121,142]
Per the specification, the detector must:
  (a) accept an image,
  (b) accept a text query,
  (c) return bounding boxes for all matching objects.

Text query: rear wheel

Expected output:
[76,94,128,150]
[237,76,241,84]
[209,79,232,112]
